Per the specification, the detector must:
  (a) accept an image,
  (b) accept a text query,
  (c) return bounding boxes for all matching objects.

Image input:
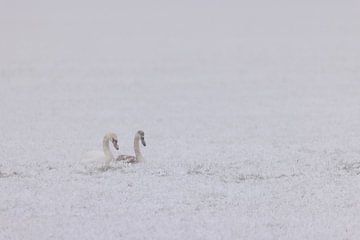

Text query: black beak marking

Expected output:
[141,137,146,147]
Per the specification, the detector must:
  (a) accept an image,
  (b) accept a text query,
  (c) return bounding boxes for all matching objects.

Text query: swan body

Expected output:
[81,133,119,169]
[116,130,146,163]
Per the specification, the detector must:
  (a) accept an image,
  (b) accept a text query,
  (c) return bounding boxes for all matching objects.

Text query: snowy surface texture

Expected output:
[1,1,360,239]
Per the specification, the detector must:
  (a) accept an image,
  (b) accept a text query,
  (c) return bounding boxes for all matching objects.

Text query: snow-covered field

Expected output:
[1,1,360,239]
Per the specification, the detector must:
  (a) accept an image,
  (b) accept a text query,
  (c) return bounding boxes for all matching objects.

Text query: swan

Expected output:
[81,132,119,170]
[102,132,120,167]
[116,130,146,163]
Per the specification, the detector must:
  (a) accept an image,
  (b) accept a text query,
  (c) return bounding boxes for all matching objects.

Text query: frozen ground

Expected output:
[1,1,360,239]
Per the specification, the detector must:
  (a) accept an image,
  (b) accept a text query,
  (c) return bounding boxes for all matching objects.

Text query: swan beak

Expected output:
[113,142,119,150]
[141,138,146,147]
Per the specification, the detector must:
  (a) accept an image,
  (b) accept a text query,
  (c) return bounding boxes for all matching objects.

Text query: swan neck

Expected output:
[134,134,143,160]
[103,136,114,160]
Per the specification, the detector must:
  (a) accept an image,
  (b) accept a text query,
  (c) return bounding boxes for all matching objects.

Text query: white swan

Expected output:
[116,130,146,163]
[102,132,120,167]
[81,133,119,170]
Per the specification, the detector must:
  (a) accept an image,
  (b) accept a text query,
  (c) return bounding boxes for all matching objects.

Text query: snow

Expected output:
[1,0,360,239]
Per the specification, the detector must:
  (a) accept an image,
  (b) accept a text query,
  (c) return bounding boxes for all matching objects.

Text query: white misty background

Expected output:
[0,1,360,239]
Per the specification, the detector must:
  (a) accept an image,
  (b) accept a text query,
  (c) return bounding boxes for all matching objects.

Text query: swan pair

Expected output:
[102,130,146,168]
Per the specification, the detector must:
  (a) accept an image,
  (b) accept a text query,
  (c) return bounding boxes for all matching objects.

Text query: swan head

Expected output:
[106,133,119,150]
[137,130,146,147]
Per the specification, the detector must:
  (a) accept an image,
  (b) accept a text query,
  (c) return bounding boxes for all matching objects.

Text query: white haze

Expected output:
[1,0,360,239]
